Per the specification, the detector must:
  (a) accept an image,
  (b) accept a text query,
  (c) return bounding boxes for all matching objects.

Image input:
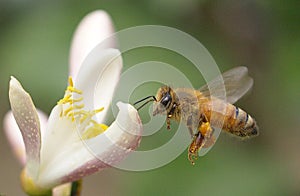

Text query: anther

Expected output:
[93,107,104,114]
[68,76,74,87]
[67,86,82,94]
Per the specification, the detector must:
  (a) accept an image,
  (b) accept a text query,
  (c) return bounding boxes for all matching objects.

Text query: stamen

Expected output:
[79,111,90,123]
[67,86,82,94]
[93,107,104,114]
[90,120,98,125]
[68,76,74,87]
[63,104,84,116]
[81,123,108,140]
[90,120,108,130]
[57,76,109,139]
[100,124,108,130]
[72,97,83,103]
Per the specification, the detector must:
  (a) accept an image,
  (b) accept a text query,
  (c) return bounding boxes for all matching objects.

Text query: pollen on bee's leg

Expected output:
[187,132,205,165]
[199,122,213,137]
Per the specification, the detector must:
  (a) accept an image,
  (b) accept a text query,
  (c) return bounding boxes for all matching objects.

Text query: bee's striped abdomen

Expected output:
[224,104,258,138]
[201,100,258,138]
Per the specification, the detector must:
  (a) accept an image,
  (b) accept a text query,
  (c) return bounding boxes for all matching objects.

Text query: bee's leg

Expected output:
[166,116,171,130]
[188,121,214,165]
[203,127,215,148]
[199,121,213,139]
[187,115,194,137]
[200,121,214,143]
[188,127,194,138]
[188,132,204,165]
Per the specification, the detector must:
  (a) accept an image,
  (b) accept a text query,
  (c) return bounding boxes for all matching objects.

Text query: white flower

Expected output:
[69,10,116,80]
[4,10,142,195]
[9,48,142,193]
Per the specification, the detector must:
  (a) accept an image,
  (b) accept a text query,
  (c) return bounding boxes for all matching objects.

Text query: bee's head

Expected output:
[153,86,176,116]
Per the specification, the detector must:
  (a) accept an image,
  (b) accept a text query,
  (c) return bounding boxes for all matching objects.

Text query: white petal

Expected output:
[75,48,122,123]
[3,109,48,166]
[85,102,143,165]
[8,76,41,178]
[38,102,142,187]
[39,105,82,174]
[69,10,116,79]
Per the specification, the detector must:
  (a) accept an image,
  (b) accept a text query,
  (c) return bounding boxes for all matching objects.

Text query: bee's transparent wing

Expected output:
[199,66,253,104]
[198,66,253,156]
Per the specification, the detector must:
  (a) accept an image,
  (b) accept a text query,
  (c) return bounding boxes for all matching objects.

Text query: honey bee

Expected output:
[134,66,258,165]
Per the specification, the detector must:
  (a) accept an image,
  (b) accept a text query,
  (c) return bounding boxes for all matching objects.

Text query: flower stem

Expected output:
[70,180,82,196]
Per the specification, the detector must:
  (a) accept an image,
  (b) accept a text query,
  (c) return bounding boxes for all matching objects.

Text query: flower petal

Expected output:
[75,48,122,123]
[38,102,142,187]
[38,104,93,188]
[60,102,142,184]
[3,109,48,166]
[3,110,26,165]
[69,10,116,79]
[8,76,41,178]
[85,102,143,165]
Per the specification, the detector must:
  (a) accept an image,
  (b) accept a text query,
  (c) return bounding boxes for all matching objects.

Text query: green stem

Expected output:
[70,180,82,196]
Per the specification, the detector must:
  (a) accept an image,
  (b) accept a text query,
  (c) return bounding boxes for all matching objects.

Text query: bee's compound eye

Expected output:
[161,93,172,107]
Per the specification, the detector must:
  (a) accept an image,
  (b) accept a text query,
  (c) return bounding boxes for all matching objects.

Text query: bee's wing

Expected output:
[199,66,253,104]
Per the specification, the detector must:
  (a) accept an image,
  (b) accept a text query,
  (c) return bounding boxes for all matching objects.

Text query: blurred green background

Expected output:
[0,0,299,195]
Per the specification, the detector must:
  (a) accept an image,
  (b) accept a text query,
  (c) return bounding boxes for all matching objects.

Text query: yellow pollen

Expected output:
[65,94,72,101]
[90,120,98,125]
[94,107,104,113]
[64,104,85,116]
[57,76,108,139]
[100,124,108,130]
[81,123,108,140]
[79,111,90,123]
[72,97,84,103]
[67,86,82,94]
[68,76,74,87]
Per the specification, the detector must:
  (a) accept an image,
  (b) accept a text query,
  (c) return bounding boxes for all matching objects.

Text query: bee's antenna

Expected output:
[134,96,157,111]
[133,96,156,105]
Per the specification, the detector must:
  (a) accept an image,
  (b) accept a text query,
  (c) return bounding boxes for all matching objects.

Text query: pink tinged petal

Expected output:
[59,102,143,184]
[75,48,122,123]
[3,109,48,166]
[38,104,100,188]
[3,111,26,165]
[69,10,116,79]
[89,102,143,163]
[8,76,41,178]
[36,109,48,146]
